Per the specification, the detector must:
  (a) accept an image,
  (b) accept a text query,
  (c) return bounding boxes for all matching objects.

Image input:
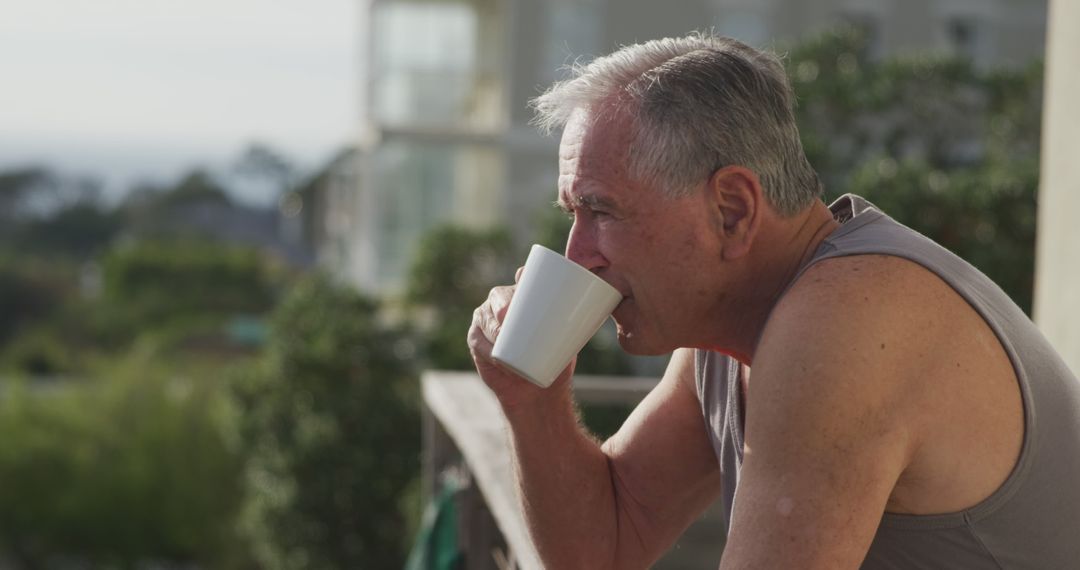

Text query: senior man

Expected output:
[468,33,1080,569]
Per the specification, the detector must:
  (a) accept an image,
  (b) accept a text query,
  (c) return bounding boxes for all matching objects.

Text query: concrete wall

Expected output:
[1034,0,1080,372]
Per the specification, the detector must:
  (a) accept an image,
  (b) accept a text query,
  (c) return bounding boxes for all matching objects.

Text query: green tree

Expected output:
[786,27,1042,312]
[0,256,75,350]
[120,169,233,240]
[100,240,277,334]
[0,166,119,259]
[0,350,247,568]
[234,276,419,569]
[0,167,100,221]
[14,203,121,259]
[405,225,516,370]
[0,167,53,224]
[233,143,297,201]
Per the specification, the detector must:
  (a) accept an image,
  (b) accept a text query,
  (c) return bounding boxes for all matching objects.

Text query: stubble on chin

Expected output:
[615,324,659,356]
[613,321,637,353]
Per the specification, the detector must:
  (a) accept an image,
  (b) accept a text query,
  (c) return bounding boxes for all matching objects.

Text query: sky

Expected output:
[0,0,355,204]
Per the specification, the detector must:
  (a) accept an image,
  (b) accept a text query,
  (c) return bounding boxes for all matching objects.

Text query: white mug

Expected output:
[491,244,623,388]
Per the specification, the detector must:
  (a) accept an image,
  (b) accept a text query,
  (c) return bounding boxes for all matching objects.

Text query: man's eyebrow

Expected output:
[580,194,617,210]
[553,193,618,213]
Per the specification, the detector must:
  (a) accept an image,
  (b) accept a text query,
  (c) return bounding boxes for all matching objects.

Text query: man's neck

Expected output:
[709,200,840,365]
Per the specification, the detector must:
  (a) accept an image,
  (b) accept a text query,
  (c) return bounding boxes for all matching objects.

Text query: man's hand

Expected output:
[467,267,574,409]
[467,272,724,569]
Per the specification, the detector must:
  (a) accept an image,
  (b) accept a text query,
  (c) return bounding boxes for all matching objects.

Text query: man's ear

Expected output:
[706,165,763,260]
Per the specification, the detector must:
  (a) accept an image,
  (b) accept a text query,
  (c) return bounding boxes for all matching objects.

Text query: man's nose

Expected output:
[565,220,607,273]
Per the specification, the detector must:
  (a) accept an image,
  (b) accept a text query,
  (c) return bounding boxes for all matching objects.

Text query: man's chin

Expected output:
[615,327,669,356]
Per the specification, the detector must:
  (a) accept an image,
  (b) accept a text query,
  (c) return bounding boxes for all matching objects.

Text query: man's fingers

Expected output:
[469,283,517,364]
[481,304,502,344]
[468,315,494,360]
[470,303,501,345]
[487,284,515,322]
[514,266,525,283]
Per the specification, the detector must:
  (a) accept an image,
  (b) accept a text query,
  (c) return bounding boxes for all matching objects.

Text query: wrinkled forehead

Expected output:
[558,107,636,179]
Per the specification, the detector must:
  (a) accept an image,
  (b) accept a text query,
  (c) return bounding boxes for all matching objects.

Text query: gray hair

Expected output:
[530,32,822,215]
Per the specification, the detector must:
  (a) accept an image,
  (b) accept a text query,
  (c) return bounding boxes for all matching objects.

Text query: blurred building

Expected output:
[311,0,1046,295]
[296,147,364,282]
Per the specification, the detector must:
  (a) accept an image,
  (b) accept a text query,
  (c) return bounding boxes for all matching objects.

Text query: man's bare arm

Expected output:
[498,349,720,569]
[472,295,721,570]
[719,256,945,568]
[601,348,724,567]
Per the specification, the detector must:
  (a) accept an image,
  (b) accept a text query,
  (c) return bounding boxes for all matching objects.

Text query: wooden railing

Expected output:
[421,371,726,569]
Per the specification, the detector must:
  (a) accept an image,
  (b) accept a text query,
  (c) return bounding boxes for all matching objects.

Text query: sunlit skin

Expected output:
[556,106,840,362]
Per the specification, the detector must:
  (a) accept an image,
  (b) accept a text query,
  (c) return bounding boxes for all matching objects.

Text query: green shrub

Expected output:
[405,225,515,370]
[0,330,75,376]
[786,27,1041,312]
[0,256,74,349]
[0,352,247,567]
[101,240,278,335]
[234,276,419,569]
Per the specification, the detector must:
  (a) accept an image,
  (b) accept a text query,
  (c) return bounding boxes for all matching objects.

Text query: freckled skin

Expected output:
[776,497,794,516]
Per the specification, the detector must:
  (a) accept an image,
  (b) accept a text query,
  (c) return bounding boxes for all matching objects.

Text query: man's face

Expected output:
[557,109,722,355]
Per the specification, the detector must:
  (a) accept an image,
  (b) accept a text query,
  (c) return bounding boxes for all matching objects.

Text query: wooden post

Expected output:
[422,402,458,504]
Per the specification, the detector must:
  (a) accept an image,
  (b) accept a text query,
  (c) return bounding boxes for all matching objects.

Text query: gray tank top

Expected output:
[695,194,1080,568]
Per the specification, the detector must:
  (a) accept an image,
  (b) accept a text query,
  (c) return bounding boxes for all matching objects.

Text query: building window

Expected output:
[372,0,504,129]
[371,141,501,291]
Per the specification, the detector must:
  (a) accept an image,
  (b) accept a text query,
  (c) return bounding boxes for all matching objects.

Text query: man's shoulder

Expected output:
[774,253,953,330]
[753,251,1012,461]
[759,253,965,383]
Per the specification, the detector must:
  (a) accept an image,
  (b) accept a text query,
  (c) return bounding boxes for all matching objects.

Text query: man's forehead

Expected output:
[559,106,633,156]
[555,107,636,206]
[562,108,593,133]
[558,132,630,183]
